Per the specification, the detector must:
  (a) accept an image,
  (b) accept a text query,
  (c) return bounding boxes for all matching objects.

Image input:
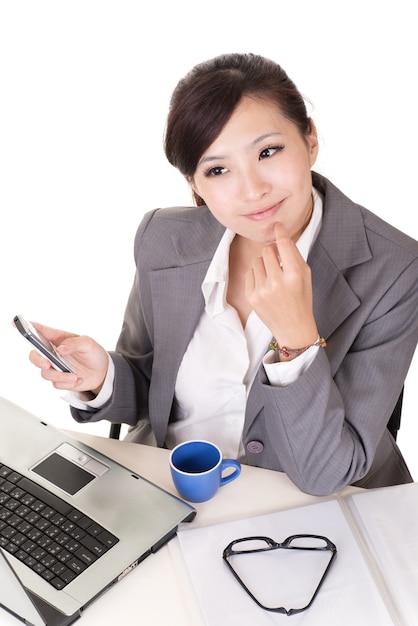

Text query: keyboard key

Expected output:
[80,535,106,557]
[97,530,119,548]
[75,547,97,566]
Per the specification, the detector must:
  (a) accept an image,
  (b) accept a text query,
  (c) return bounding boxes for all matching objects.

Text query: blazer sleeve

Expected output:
[244,255,418,495]
[70,211,159,427]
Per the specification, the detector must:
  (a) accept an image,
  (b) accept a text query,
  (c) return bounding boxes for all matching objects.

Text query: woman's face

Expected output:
[191,96,318,245]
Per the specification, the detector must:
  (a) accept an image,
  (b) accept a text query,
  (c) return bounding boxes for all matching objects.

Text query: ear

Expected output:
[185,174,197,193]
[184,175,205,206]
[307,119,319,166]
[185,174,203,199]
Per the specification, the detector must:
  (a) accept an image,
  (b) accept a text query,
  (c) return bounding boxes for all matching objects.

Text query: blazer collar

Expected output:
[312,171,372,270]
[309,172,372,342]
[170,206,226,266]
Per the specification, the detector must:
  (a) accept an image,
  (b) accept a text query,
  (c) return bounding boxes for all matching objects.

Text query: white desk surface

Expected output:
[1,432,358,626]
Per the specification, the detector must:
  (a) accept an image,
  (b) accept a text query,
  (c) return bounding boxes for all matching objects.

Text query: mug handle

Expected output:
[220,459,241,486]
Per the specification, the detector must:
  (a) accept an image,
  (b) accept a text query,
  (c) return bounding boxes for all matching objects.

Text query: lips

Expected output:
[246,202,281,222]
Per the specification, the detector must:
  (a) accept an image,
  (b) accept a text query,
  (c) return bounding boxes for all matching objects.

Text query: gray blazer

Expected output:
[72,173,418,495]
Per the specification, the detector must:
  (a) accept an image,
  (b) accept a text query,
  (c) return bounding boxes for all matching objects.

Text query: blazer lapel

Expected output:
[310,243,361,344]
[310,172,372,362]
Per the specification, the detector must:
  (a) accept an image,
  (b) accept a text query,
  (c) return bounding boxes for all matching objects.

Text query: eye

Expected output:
[259,145,285,160]
[204,165,228,177]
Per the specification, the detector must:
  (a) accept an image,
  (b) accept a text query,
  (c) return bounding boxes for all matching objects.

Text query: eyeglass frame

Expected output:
[222,534,337,616]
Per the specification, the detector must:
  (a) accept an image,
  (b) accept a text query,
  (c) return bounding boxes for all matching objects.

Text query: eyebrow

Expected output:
[197,132,284,167]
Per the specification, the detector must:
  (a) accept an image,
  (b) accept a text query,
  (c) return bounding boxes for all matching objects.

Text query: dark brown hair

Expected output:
[164,53,312,205]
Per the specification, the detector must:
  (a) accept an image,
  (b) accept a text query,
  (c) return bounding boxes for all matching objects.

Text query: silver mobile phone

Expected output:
[13,314,76,374]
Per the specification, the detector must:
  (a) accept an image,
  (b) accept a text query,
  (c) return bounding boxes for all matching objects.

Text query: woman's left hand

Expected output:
[245,222,318,358]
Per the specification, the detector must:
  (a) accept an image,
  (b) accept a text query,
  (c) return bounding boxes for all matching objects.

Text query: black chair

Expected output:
[387,387,403,441]
[109,423,122,440]
[108,387,404,441]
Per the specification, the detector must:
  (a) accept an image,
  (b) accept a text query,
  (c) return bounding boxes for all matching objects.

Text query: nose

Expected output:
[239,168,271,202]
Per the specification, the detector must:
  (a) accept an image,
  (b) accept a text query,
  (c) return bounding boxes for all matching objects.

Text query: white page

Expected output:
[178,499,397,626]
[348,483,418,625]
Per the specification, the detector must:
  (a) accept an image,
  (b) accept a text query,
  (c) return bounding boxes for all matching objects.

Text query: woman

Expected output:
[30,53,418,496]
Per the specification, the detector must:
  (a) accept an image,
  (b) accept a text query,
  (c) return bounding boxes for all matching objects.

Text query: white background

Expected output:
[1,1,417,478]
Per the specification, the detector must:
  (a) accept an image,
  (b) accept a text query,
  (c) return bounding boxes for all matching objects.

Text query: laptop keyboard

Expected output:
[0,463,119,590]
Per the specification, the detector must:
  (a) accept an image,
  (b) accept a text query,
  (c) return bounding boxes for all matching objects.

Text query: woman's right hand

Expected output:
[28,322,109,396]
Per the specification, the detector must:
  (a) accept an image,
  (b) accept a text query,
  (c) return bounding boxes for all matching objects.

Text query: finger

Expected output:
[273,221,288,240]
[29,349,53,370]
[260,223,290,271]
[251,254,270,287]
[29,348,78,382]
[40,368,80,390]
[273,224,304,270]
[31,322,76,345]
[262,242,284,271]
[56,334,95,357]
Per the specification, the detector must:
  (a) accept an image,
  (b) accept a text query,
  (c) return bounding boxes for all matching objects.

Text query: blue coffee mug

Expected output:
[169,440,241,503]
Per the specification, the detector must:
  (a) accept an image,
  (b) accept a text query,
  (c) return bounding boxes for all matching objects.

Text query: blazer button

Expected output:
[246,440,264,454]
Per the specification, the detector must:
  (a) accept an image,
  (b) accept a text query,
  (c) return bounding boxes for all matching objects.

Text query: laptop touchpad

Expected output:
[32,443,109,495]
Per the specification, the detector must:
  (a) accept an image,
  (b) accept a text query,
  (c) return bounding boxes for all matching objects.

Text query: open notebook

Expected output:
[0,397,196,625]
[177,482,418,625]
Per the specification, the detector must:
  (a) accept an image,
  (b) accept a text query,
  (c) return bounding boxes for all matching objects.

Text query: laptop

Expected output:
[0,396,196,625]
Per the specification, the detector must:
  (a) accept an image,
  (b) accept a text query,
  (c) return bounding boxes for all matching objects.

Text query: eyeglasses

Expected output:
[223,534,337,616]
